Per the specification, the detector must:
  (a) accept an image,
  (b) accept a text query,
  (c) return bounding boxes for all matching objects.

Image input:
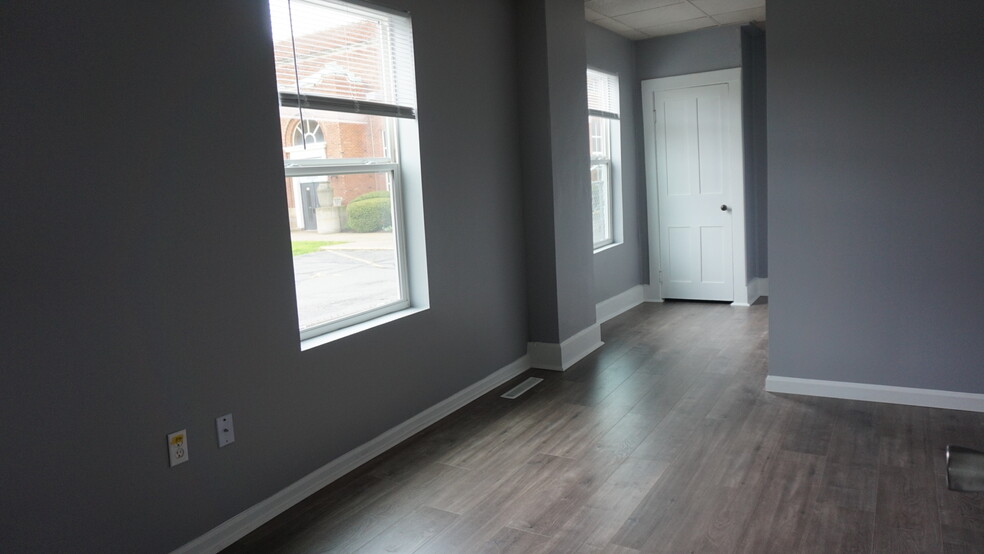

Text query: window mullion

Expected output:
[284,163,399,178]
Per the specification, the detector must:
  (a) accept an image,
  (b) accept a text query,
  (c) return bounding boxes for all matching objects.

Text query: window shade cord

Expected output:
[286,0,308,149]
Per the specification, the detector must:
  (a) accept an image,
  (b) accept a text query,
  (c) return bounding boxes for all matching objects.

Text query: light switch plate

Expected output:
[216,414,235,447]
[168,429,189,467]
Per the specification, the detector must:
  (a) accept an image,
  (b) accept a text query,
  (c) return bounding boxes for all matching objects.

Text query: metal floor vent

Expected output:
[501,377,543,399]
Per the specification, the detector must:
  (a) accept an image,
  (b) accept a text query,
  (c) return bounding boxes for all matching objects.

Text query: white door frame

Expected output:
[641,68,750,306]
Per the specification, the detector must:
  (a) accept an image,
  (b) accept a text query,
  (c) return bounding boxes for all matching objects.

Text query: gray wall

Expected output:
[636,25,742,80]
[519,0,597,343]
[544,0,597,342]
[742,26,768,279]
[586,23,649,304]
[0,0,529,550]
[768,0,984,392]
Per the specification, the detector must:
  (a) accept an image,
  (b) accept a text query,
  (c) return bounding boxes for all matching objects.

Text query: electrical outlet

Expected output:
[216,414,235,447]
[168,429,189,467]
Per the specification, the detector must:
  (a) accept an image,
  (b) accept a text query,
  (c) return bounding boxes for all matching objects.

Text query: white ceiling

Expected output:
[585,0,765,40]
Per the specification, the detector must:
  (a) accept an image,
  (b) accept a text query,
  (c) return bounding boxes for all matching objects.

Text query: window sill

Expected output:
[300,306,429,351]
[593,241,622,255]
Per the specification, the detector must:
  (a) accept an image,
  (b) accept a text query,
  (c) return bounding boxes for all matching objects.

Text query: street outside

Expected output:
[290,231,399,329]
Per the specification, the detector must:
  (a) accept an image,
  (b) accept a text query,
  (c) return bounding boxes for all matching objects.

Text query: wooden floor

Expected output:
[226,301,984,553]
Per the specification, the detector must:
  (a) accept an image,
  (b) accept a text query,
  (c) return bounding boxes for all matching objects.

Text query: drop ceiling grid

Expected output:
[585,0,766,39]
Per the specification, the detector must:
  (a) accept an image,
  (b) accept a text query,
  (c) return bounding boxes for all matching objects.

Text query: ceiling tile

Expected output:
[710,5,765,24]
[614,2,705,28]
[690,0,764,16]
[585,0,682,17]
[639,16,717,37]
[591,17,638,35]
[585,7,607,22]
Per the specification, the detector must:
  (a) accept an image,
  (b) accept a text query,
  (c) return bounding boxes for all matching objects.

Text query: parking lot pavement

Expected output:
[292,248,399,329]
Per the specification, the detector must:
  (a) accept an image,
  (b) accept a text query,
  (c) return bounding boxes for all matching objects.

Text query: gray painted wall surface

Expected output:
[545,0,598,341]
[0,0,528,550]
[742,26,768,279]
[518,0,560,342]
[635,25,742,80]
[519,0,597,343]
[586,23,649,304]
[768,0,984,392]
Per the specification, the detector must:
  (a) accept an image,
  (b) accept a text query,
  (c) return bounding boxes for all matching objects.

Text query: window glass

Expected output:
[279,107,391,162]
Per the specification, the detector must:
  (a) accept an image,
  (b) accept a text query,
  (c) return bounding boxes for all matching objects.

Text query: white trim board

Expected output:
[733,278,768,307]
[765,375,984,413]
[643,284,664,303]
[749,277,768,300]
[596,285,645,324]
[528,324,603,371]
[172,355,532,554]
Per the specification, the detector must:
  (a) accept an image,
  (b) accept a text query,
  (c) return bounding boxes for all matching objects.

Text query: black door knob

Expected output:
[720,204,728,211]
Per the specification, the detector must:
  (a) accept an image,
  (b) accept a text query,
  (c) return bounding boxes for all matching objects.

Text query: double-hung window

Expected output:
[268,0,424,342]
[586,68,620,250]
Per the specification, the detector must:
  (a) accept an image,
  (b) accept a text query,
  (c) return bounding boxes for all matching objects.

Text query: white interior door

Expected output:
[642,69,747,304]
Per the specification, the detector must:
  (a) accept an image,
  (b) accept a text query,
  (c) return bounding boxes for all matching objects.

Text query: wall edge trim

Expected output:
[765,375,984,413]
[596,285,646,324]
[528,324,603,371]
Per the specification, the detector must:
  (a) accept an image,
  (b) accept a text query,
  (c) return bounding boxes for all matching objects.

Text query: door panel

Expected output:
[663,96,697,198]
[700,226,725,284]
[667,226,696,284]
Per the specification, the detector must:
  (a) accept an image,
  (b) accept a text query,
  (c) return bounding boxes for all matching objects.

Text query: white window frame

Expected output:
[270,0,427,346]
[587,68,621,252]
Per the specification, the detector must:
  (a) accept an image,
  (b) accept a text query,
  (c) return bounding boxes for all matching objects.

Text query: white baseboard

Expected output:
[596,285,645,324]
[732,277,768,307]
[642,284,663,303]
[528,324,603,371]
[173,355,532,554]
[765,375,984,413]
[748,277,768,303]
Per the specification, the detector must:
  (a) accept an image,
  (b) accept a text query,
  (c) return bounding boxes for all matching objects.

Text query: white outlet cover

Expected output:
[168,429,189,467]
[216,414,235,447]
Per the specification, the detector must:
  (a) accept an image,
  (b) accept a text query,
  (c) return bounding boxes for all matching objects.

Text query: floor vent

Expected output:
[501,377,543,399]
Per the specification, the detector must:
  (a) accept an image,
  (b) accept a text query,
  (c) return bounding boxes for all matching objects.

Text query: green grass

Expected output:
[291,241,346,256]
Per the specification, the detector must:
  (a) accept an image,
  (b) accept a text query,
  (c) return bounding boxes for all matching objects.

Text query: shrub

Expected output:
[346,197,392,232]
[349,190,391,203]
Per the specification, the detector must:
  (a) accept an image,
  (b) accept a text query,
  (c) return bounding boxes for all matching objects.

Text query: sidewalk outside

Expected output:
[290,230,394,250]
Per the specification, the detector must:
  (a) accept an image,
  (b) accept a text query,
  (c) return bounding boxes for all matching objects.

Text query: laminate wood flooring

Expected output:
[225,300,984,553]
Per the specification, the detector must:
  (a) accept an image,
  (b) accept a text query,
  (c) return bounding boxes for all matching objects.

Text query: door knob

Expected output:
[720,204,728,211]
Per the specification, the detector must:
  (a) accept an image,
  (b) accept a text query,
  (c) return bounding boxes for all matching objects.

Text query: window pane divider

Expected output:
[279,92,416,120]
[284,162,399,177]
[299,298,412,341]
[588,109,619,120]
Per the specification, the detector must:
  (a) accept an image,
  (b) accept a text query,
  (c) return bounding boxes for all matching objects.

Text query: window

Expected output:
[268,0,424,342]
[586,68,620,250]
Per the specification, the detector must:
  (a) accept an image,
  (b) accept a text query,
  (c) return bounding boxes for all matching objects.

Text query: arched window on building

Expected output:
[291,119,324,147]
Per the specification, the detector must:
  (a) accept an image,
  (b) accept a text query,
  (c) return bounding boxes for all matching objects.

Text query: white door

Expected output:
[642,69,747,304]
